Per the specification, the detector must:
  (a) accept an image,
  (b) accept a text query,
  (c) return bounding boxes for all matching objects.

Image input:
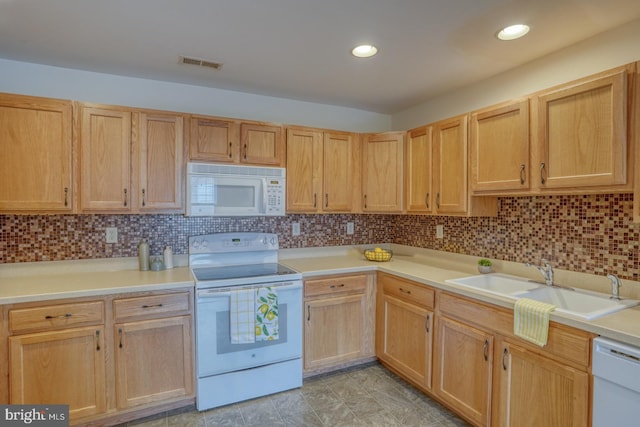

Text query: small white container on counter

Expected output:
[163,246,174,269]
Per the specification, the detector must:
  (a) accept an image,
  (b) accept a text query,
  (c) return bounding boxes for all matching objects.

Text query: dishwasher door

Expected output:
[592,337,640,427]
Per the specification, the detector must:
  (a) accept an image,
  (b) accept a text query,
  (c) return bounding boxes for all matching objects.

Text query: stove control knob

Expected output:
[192,240,200,249]
[270,237,277,246]
[202,239,208,248]
[262,237,268,245]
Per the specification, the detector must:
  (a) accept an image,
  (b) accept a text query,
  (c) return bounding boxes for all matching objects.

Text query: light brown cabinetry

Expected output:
[433,115,469,214]
[0,93,73,213]
[470,100,530,193]
[405,126,433,213]
[494,338,589,427]
[190,115,284,166]
[79,104,186,213]
[2,289,194,425]
[286,127,358,212]
[303,273,375,373]
[434,316,493,426]
[532,65,631,191]
[376,273,434,391]
[114,292,193,409]
[361,132,404,212]
[7,300,107,421]
[435,291,593,427]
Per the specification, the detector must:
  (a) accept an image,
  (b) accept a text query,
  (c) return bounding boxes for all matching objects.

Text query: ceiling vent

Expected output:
[178,55,223,70]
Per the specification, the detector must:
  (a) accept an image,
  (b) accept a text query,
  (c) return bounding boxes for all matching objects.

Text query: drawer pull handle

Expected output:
[425,314,430,333]
[118,328,123,348]
[45,313,72,320]
[96,330,101,351]
[399,288,412,295]
[329,284,345,289]
[502,347,509,370]
[142,303,164,309]
[483,339,489,361]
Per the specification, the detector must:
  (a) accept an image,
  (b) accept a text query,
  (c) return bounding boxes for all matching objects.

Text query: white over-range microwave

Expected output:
[186,162,286,216]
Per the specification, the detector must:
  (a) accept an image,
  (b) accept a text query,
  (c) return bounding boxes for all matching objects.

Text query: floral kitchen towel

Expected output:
[230,288,255,344]
[256,287,278,341]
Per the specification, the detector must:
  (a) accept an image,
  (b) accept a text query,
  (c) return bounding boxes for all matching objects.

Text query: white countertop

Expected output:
[2,246,639,348]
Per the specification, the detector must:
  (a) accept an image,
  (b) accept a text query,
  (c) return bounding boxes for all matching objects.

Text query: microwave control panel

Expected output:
[266,178,285,215]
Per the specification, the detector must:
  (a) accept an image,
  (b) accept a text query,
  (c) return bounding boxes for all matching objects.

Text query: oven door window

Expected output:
[196,284,302,377]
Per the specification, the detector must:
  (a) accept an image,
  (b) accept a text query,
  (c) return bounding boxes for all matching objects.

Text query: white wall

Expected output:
[0,59,391,133]
[392,18,640,130]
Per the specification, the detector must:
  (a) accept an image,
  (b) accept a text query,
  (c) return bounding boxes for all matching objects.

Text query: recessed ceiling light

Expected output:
[497,24,530,41]
[352,44,378,58]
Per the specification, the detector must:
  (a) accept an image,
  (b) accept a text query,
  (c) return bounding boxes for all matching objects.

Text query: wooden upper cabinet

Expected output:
[286,128,322,212]
[190,116,283,166]
[531,64,631,190]
[0,94,73,212]
[189,116,238,163]
[240,122,283,166]
[286,127,356,213]
[405,126,433,213]
[433,115,467,214]
[138,113,185,212]
[362,132,404,212]
[470,100,530,193]
[79,106,133,212]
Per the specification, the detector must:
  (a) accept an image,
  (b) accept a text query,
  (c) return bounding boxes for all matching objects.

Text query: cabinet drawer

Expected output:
[305,274,367,297]
[381,275,434,308]
[9,301,104,334]
[113,292,191,320]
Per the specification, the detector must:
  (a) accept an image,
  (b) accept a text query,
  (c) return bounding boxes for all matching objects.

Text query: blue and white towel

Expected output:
[256,287,279,341]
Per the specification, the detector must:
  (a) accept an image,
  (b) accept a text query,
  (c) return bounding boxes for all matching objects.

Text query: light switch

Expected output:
[292,222,301,236]
[346,222,354,235]
[436,225,444,239]
[106,227,118,243]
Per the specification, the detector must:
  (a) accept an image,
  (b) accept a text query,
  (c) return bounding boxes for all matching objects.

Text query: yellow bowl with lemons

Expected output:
[364,247,393,262]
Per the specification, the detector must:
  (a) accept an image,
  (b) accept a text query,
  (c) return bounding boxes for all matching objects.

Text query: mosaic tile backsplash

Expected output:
[1,194,639,280]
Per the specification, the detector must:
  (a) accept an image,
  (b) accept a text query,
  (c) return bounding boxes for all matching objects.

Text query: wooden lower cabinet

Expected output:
[376,273,434,390]
[115,316,193,409]
[9,326,107,420]
[494,338,590,427]
[3,289,194,426]
[303,273,375,373]
[434,316,493,426]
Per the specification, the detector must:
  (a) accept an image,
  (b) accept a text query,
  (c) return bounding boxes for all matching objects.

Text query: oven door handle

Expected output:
[197,282,302,298]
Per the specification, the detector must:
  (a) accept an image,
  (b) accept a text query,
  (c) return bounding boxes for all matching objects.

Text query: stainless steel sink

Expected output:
[446,273,544,297]
[514,286,640,320]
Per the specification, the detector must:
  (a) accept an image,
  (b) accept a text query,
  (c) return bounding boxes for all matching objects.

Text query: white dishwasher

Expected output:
[592,337,640,427]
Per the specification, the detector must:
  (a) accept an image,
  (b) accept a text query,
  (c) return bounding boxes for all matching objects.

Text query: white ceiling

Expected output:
[1,0,640,114]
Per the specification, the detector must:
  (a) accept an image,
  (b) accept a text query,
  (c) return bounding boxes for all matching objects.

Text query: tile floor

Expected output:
[125,362,469,427]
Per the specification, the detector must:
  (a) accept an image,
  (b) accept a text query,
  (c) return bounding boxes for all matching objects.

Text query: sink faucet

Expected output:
[607,274,622,300]
[526,259,554,286]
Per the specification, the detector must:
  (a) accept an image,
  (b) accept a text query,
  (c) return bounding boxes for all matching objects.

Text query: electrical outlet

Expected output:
[346,222,354,235]
[292,222,301,236]
[106,227,118,243]
[436,225,444,239]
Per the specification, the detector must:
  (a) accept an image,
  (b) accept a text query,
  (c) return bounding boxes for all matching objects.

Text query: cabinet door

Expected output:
[433,116,467,214]
[495,341,589,427]
[115,316,193,409]
[189,116,238,162]
[304,294,365,370]
[286,128,322,212]
[323,132,355,212]
[361,132,404,212]
[9,326,106,421]
[378,294,432,390]
[0,94,73,212]
[139,113,185,212]
[435,316,493,427]
[470,100,529,192]
[532,66,628,189]
[240,123,283,166]
[80,107,132,212]
[405,126,433,213]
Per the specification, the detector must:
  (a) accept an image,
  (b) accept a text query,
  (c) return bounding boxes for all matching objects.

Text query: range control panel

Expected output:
[189,232,278,254]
